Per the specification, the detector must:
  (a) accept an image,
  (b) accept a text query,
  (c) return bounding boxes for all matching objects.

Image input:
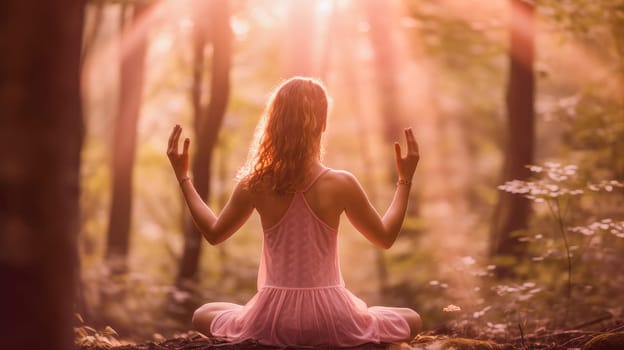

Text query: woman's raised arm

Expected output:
[343,128,419,249]
[167,125,254,245]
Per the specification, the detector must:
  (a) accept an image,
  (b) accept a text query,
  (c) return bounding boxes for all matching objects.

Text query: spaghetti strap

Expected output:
[302,168,331,192]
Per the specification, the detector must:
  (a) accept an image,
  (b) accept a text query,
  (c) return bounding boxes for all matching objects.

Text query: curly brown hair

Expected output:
[238,77,328,194]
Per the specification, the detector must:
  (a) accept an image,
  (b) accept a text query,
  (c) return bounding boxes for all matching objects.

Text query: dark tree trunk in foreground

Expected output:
[0,1,85,349]
[490,0,535,277]
[177,0,232,284]
[105,1,152,275]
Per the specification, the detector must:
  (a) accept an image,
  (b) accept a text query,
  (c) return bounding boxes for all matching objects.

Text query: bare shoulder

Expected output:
[231,179,254,204]
[319,168,362,194]
[314,169,369,214]
[233,179,252,194]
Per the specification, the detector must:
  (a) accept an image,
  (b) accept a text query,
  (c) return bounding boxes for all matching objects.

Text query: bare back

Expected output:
[251,167,351,231]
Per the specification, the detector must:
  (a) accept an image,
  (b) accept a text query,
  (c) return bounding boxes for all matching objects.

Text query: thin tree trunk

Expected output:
[610,4,624,179]
[216,145,231,279]
[334,5,389,297]
[177,0,232,284]
[81,0,106,64]
[362,0,409,295]
[105,1,151,275]
[363,0,402,154]
[0,1,85,349]
[176,0,208,285]
[490,0,535,277]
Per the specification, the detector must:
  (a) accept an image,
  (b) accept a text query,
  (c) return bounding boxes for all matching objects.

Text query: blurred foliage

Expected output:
[498,162,624,327]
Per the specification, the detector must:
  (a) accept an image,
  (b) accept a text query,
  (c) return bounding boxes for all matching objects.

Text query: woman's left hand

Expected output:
[167,124,190,182]
[394,127,420,182]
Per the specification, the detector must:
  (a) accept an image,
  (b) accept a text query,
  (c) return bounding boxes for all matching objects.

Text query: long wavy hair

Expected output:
[238,77,329,194]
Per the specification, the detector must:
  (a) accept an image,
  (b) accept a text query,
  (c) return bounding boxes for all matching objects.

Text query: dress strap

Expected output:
[302,168,331,192]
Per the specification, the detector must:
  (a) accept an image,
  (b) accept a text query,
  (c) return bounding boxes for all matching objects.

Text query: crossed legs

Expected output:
[192,303,421,342]
[384,307,422,341]
[191,302,243,337]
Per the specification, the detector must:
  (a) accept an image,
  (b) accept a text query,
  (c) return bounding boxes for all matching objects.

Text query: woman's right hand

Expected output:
[394,127,420,182]
[167,124,191,183]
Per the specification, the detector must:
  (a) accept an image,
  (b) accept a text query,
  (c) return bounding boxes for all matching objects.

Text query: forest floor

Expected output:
[77,319,624,350]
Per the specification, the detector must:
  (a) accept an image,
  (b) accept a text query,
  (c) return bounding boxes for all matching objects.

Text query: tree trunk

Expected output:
[609,4,624,179]
[363,0,402,153]
[0,1,84,349]
[332,4,389,299]
[490,0,535,277]
[81,0,106,65]
[362,0,409,295]
[177,0,232,284]
[105,1,151,275]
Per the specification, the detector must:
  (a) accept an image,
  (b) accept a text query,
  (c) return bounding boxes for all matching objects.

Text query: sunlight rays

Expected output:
[433,0,613,88]
[83,0,199,97]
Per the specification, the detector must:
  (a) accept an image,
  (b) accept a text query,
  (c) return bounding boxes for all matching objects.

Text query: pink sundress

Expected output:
[210,169,410,347]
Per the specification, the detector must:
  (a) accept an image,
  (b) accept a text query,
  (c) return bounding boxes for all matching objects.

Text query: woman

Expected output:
[167,77,421,347]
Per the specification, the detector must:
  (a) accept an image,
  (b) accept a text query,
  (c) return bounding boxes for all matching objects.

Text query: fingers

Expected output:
[404,127,419,155]
[167,125,177,152]
[394,142,402,160]
[183,137,190,156]
[167,125,184,156]
[174,126,183,155]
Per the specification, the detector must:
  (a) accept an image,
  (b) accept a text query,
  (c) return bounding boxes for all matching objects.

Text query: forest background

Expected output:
[1,0,623,349]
